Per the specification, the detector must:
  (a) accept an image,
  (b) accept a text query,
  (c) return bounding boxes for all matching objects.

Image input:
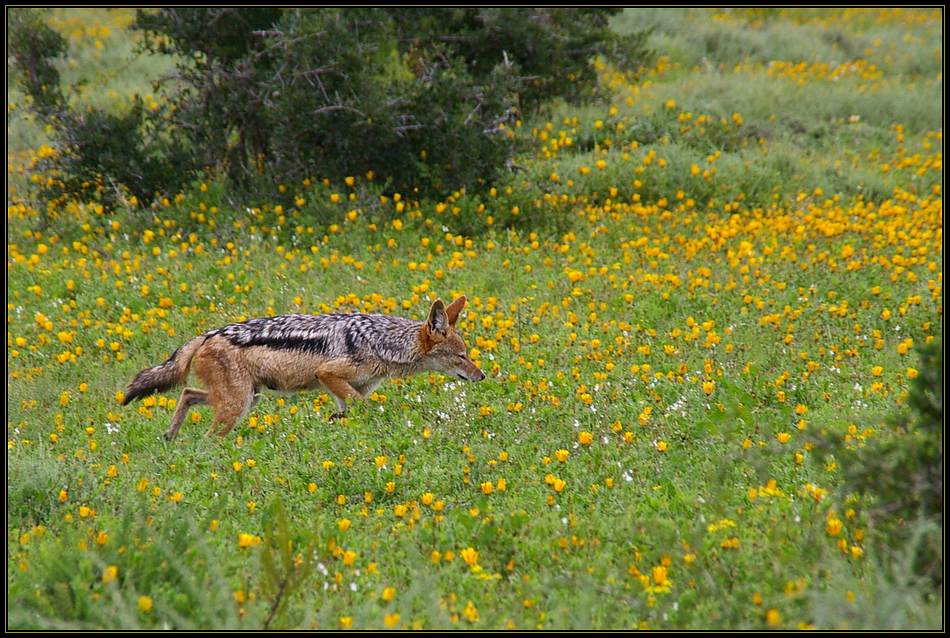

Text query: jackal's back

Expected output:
[214,313,422,364]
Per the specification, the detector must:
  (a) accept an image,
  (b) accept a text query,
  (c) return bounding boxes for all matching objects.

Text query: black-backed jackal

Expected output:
[121,296,484,439]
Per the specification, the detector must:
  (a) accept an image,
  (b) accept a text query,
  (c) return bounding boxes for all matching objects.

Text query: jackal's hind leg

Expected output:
[192,342,256,438]
[210,386,256,438]
[165,388,208,441]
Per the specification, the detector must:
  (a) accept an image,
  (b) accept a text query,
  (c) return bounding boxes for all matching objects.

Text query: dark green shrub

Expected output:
[833,340,943,582]
[390,9,652,113]
[8,9,68,115]
[255,12,521,195]
[38,99,195,211]
[846,340,942,521]
[133,9,520,197]
[133,8,288,188]
[13,8,651,215]
[9,10,196,214]
[133,8,651,200]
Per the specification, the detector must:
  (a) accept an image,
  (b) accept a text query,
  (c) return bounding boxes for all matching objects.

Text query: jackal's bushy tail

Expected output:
[121,336,205,405]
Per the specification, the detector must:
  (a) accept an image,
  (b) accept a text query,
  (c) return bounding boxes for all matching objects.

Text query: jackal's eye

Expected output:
[456,353,466,360]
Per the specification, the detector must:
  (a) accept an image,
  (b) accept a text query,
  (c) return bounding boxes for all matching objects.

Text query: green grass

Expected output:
[6,8,943,630]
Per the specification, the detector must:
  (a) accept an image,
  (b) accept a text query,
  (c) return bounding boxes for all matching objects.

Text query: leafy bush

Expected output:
[834,340,943,582]
[8,9,68,115]
[8,9,195,214]
[132,8,648,199]
[38,100,194,212]
[390,9,652,113]
[11,8,651,214]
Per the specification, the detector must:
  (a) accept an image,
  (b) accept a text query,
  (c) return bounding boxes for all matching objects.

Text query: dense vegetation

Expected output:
[11,8,650,204]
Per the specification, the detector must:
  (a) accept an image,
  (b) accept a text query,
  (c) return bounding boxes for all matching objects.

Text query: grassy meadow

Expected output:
[6,8,943,629]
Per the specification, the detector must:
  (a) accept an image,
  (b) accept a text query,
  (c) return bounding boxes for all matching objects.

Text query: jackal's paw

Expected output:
[329,411,347,422]
[163,431,176,442]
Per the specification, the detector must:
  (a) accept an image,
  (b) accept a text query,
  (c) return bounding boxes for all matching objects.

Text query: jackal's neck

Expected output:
[385,357,428,377]
[360,317,431,367]
[404,323,431,366]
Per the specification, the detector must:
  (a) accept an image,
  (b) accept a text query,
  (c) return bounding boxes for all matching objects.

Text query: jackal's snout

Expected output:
[456,354,485,382]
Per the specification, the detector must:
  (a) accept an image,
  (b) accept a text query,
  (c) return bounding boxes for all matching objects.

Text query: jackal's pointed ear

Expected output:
[426,299,448,338]
[445,295,466,326]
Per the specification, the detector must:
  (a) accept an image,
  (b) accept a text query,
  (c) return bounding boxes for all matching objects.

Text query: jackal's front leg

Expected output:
[317,373,362,420]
